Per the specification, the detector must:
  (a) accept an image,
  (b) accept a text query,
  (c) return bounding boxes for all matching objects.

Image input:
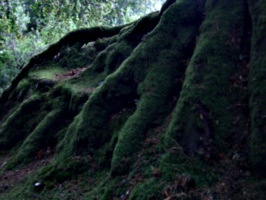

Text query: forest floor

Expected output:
[1,145,265,199]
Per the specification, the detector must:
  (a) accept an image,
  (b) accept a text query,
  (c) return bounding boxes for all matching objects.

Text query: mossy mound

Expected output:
[0,0,265,199]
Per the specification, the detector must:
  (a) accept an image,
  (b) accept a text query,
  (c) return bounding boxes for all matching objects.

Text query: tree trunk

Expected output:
[0,0,265,199]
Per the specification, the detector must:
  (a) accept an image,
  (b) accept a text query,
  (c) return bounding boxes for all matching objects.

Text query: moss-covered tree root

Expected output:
[0,0,266,199]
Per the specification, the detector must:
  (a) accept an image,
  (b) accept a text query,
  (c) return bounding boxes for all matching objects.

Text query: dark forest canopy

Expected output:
[0,0,265,199]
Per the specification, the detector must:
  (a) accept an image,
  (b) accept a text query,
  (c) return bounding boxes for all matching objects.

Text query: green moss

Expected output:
[29,66,66,80]
[0,78,36,122]
[0,95,49,151]
[10,109,65,166]
[40,9,162,177]
[91,13,161,75]
[128,178,165,200]
[98,179,120,200]
[111,0,204,175]
[0,25,127,107]
[37,157,91,188]
[160,153,218,187]
[0,0,266,199]
[165,0,249,156]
